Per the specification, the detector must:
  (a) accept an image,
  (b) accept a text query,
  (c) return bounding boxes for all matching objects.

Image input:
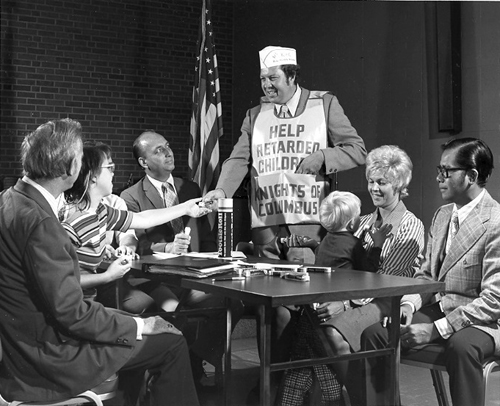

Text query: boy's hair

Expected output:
[319,191,361,233]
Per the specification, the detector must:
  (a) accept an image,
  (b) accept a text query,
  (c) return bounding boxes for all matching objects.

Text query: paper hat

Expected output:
[259,46,297,69]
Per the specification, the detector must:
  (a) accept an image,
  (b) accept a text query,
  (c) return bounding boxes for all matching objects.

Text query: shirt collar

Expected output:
[453,189,485,224]
[274,85,301,117]
[22,176,60,217]
[147,174,175,195]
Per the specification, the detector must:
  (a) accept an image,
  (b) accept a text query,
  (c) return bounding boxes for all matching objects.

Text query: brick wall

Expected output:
[0,0,234,192]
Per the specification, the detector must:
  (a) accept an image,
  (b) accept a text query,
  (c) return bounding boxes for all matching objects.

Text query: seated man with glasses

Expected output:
[357,138,500,406]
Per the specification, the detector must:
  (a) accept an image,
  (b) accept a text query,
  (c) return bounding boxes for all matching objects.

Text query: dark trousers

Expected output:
[120,333,200,406]
[359,303,495,406]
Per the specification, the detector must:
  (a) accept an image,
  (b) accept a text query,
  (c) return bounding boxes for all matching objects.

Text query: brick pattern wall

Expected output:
[0,0,234,192]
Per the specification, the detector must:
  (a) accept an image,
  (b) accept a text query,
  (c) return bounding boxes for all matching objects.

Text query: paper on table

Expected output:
[183,251,247,259]
[152,252,180,259]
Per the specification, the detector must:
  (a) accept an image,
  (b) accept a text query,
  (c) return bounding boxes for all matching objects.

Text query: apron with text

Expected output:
[250,94,328,228]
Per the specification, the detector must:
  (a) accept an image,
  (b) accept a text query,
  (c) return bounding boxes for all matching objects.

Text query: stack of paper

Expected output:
[143,256,235,278]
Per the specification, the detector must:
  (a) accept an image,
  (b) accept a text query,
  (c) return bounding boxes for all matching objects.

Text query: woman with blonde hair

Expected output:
[315,144,425,404]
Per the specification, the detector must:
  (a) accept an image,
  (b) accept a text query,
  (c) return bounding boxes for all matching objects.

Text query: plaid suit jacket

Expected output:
[403,190,500,355]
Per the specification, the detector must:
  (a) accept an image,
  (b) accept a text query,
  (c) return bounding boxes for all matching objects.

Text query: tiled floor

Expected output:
[200,337,500,406]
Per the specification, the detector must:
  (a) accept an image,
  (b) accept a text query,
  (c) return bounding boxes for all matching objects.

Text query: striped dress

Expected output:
[354,200,425,278]
[61,203,133,297]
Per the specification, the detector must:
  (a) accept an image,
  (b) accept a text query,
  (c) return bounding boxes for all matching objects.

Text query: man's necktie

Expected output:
[279,104,290,118]
[450,211,459,239]
[161,182,184,234]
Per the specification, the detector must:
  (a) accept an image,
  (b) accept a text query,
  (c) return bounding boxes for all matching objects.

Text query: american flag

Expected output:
[189,0,223,196]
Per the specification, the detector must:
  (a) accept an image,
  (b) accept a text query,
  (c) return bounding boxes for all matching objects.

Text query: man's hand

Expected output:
[171,232,191,254]
[295,151,324,174]
[400,323,440,349]
[400,303,414,326]
[202,189,226,211]
[142,316,183,336]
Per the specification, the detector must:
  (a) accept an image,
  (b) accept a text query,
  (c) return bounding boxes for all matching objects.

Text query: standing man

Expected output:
[204,45,366,259]
[121,130,243,387]
[361,138,500,406]
[0,119,199,406]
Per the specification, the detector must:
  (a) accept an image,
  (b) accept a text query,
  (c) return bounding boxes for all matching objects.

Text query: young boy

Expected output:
[314,190,391,270]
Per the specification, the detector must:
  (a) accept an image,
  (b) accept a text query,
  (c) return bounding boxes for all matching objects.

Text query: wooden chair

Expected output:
[400,343,500,406]
[0,338,118,406]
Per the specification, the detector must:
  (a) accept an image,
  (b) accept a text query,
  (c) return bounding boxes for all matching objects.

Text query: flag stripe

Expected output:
[189,0,223,196]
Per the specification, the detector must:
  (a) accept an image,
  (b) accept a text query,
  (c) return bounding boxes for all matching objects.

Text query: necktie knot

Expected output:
[279,104,289,118]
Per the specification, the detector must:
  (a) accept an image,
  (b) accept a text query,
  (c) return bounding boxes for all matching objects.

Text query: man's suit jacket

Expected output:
[120,176,216,255]
[403,190,500,355]
[0,180,137,401]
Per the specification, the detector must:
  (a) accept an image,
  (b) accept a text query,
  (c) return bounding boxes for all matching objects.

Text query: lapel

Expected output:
[295,88,310,116]
[438,192,491,280]
[173,177,184,203]
[14,179,58,221]
[142,176,164,209]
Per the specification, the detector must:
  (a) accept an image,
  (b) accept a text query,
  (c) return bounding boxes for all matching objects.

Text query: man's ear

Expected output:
[138,157,147,170]
[67,157,79,176]
[468,168,479,184]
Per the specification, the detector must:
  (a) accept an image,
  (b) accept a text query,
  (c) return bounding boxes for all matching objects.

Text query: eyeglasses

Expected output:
[436,165,467,179]
[101,163,115,173]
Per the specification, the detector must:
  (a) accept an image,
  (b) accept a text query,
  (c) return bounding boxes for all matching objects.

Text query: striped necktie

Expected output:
[161,182,184,234]
[450,211,459,238]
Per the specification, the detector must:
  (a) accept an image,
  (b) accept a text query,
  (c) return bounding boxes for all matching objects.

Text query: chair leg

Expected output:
[214,355,224,388]
[482,361,500,406]
[430,370,450,406]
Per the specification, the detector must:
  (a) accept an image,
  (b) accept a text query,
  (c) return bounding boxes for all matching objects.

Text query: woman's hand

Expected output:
[104,256,132,281]
[314,301,346,322]
[103,244,116,260]
[183,198,212,218]
[115,245,139,259]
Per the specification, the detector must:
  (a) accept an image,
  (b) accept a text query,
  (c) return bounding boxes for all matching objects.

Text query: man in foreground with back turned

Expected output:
[360,138,500,406]
[0,119,199,406]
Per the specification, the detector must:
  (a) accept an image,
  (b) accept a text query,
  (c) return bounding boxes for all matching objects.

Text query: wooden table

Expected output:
[183,269,444,406]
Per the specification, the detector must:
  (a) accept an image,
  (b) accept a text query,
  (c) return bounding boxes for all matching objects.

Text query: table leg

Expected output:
[259,304,272,406]
[223,297,233,406]
[388,295,402,406]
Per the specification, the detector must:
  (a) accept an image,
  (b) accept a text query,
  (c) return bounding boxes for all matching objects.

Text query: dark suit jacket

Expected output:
[120,176,216,255]
[0,180,137,401]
